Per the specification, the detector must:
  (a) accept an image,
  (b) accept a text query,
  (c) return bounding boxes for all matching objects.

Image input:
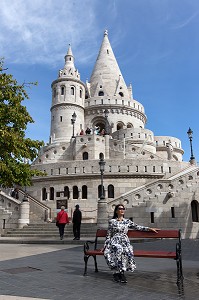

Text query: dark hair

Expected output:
[113,204,125,219]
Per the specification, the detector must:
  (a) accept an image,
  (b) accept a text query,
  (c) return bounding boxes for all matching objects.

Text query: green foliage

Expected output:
[0,58,44,187]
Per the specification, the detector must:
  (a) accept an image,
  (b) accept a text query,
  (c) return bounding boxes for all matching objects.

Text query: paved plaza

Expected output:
[0,238,198,300]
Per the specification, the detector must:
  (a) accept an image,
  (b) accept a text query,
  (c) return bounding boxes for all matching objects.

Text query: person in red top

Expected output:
[56,206,69,240]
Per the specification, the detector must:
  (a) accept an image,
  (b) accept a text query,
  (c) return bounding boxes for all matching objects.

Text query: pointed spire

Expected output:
[64,44,75,68]
[66,43,73,56]
[89,30,130,99]
[58,44,80,79]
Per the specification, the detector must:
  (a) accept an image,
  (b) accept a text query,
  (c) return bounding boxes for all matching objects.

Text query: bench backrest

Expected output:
[96,229,181,239]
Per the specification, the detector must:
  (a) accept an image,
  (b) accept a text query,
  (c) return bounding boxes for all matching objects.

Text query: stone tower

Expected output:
[50,45,85,144]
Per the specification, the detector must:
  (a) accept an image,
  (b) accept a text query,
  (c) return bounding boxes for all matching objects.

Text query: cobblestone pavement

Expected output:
[0,239,198,300]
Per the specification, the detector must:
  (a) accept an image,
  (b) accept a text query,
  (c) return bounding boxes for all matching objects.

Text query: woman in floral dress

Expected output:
[103,204,158,283]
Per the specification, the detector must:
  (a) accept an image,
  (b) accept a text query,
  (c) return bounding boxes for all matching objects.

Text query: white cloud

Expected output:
[171,11,199,30]
[0,0,100,66]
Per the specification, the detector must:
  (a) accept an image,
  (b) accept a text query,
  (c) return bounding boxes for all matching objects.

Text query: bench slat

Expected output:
[85,249,176,259]
[95,229,180,239]
[134,250,176,259]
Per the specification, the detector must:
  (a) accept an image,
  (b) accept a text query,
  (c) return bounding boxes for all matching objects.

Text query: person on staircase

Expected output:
[56,206,69,240]
[72,204,82,240]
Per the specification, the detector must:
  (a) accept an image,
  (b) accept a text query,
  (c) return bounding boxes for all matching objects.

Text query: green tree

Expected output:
[0,58,44,187]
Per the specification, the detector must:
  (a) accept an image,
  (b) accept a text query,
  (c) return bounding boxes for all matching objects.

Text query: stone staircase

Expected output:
[1,222,98,238]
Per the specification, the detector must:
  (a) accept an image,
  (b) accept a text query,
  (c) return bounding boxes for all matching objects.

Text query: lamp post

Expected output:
[97,154,108,228]
[187,127,195,162]
[104,109,109,135]
[99,154,106,200]
[71,112,77,138]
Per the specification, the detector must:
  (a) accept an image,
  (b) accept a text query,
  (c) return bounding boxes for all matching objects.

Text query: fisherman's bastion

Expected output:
[0,31,199,238]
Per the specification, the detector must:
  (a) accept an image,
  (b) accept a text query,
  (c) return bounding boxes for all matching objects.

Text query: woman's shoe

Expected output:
[120,272,127,283]
[113,273,120,283]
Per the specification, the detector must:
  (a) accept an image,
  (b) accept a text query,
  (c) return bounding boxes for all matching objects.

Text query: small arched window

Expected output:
[98,91,104,96]
[83,152,88,160]
[71,86,75,95]
[73,186,79,199]
[108,184,114,198]
[42,188,47,201]
[50,187,54,200]
[82,185,87,199]
[119,92,124,97]
[117,123,123,130]
[64,186,70,199]
[80,89,82,98]
[98,185,105,199]
[61,86,65,95]
[191,200,199,222]
[99,152,104,160]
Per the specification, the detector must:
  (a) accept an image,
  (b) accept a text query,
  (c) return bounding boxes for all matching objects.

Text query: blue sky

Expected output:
[1,0,199,162]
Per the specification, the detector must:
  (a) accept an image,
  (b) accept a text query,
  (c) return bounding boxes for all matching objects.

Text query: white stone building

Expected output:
[4,31,199,238]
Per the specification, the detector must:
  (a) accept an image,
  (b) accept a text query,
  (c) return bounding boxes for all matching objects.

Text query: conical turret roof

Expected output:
[89,30,130,99]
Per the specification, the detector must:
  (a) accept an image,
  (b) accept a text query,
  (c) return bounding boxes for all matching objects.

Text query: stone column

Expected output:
[18,196,30,228]
[104,188,108,199]
[97,199,108,229]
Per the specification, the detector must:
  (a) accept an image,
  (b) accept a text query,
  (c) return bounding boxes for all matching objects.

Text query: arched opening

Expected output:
[191,200,199,222]
[98,91,104,96]
[50,187,54,200]
[119,92,124,97]
[99,152,104,160]
[108,184,114,198]
[80,89,82,98]
[61,86,65,95]
[64,186,70,199]
[71,86,75,95]
[94,122,105,133]
[42,188,47,201]
[82,185,87,199]
[127,123,133,128]
[98,185,105,199]
[73,186,79,199]
[117,122,124,130]
[83,152,88,160]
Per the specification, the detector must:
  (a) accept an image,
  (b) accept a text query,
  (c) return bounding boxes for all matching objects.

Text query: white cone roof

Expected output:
[89,30,130,99]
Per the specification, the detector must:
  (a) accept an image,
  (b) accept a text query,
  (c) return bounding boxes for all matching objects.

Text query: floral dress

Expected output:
[104,218,149,272]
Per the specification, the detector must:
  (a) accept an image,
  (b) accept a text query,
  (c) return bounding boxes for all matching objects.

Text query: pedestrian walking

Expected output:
[72,204,82,240]
[102,204,158,283]
[56,206,69,240]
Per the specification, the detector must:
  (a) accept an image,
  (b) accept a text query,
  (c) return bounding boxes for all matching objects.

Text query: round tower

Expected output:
[50,45,85,144]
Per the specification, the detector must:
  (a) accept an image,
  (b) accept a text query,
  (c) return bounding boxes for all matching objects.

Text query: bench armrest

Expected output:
[84,240,95,253]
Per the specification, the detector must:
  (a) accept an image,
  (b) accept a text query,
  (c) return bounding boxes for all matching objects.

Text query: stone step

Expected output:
[1,233,93,237]
[2,223,98,238]
[4,229,97,234]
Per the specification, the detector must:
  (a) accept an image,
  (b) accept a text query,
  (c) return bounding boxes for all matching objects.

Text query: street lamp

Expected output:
[187,127,195,161]
[99,154,106,200]
[71,112,77,138]
[104,109,109,135]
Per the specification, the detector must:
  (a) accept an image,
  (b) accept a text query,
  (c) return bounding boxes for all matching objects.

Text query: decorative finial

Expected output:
[104,29,108,36]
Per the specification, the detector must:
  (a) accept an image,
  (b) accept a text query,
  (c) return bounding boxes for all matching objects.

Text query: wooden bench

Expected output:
[84,229,183,284]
